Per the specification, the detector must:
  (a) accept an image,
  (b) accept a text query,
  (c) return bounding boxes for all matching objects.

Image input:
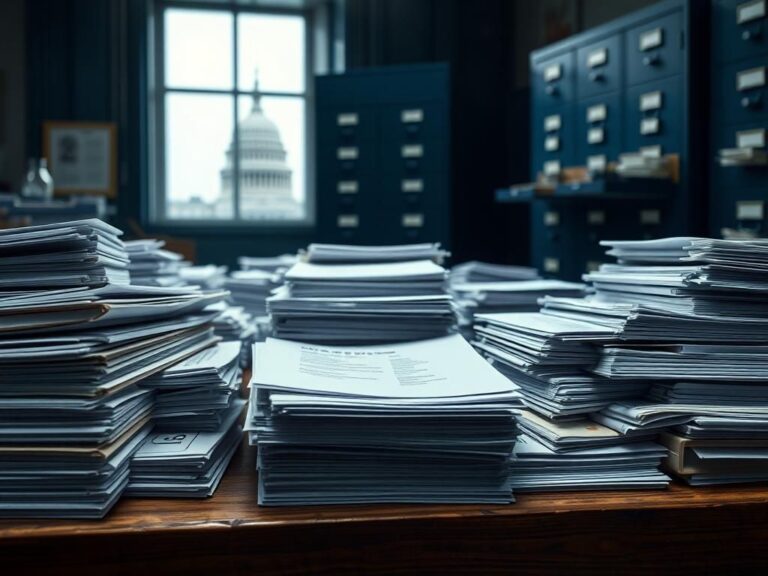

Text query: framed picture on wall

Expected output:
[43,121,117,198]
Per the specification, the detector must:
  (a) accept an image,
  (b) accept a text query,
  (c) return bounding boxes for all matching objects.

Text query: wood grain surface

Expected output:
[2,439,768,575]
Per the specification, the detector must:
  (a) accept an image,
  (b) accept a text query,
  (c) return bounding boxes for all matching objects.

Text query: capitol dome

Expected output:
[216,73,300,220]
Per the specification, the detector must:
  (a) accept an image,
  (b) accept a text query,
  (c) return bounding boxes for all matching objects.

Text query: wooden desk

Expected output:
[2,441,768,575]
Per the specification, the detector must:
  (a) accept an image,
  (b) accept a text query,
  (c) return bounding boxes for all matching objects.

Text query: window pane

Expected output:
[237,92,305,220]
[165,93,234,220]
[238,14,305,93]
[165,9,233,89]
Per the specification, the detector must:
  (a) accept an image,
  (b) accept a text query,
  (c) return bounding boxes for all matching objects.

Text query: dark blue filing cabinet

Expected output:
[525,0,707,280]
[711,0,768,236]
[315,64,450,246]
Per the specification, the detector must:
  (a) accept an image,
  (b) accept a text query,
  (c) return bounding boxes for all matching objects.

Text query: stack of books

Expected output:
[0,220,226,518]
[125,239,189,287]
[246,335,524,505]
[269,245,456,344]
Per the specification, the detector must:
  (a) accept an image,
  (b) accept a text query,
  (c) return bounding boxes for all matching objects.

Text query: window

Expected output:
[150,2,312,225]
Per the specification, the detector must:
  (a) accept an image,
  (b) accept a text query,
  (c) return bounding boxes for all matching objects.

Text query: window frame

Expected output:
[148,0,315,232]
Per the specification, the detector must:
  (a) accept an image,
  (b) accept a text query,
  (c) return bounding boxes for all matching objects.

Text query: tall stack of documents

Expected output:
[471,311,669,490]
[551,237,768,485]
[0,219,227,517]
[269,255,456,343]
[125,239,190,287]
[246,335,524,505]
[127,342,245,497]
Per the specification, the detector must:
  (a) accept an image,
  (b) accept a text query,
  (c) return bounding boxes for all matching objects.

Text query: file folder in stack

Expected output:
[125,239,189,287]
[569,236,768,485]
[141,341,244,431]
[0,219,227,517]
[270,256,456,343]
[246,335,524,505]
[126,396,243,498]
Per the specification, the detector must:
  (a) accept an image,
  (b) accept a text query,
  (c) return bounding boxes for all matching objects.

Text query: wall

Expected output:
[0,0,26,192]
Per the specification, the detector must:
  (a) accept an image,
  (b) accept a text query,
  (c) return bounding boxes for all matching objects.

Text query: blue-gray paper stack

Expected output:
[0,220,226,518]
[246,334,523,505]
[269,244,456,344]
[540,237,768,485]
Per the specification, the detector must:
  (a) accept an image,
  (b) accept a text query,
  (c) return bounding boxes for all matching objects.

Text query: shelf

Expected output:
[496,178,676,204]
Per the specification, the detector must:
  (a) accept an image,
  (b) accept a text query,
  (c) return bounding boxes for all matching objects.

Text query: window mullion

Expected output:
[232,13,241,222]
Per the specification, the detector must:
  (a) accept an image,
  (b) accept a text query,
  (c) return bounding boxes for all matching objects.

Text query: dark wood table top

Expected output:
[1,437,767,538]
[2,439,768,574]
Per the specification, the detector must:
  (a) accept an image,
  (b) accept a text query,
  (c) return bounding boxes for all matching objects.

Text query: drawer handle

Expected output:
[588,70,604,82]
[742,94,763,108]
[545,84,559,96]
[742,28,762,41]
[642,54,660,67]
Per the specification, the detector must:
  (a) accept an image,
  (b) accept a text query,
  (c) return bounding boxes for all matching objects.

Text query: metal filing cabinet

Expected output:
[316,64,450,245]
[528,0,707,280]
[711,0,768,236]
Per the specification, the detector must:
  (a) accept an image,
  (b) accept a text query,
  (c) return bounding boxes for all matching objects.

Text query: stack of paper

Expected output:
[179,264,228,290]
[450,261,540,283]
[513,413,669,491]
[471,311,669,491]
[0,218,129,288]
[718,147,768,167]
[615,152,670,178]
[269,258,456,343]
[238,254,297,273]
[141,341,244,431]
[125,239,189,287]
[304,243,448,264]
[225,269,282,318]
[566,236,768,485]
[246,335,524,505]
[471,312,642,417]
[451,280,585,333]
[0,220,228,517]
[126,403,242,498]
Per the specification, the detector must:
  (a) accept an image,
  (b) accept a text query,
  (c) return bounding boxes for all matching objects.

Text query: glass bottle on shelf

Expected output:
[38,158,54,200]
[20,158,54,201]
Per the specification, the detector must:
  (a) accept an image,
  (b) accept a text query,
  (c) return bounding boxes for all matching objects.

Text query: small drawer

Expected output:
[626,12,683,86]
[713,0,768,63]
[577,34,622,98]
